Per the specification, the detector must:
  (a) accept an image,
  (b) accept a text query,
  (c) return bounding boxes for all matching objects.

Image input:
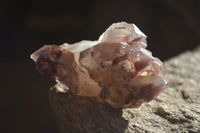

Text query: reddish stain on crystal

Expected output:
[31,22,167,108]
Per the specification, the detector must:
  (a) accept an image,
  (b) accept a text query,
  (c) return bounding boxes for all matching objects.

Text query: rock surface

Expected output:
[123,47,200,133]
[49,47,200,133]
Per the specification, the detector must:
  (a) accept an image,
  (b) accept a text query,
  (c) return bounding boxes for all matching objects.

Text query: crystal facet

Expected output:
[31,22,167,108]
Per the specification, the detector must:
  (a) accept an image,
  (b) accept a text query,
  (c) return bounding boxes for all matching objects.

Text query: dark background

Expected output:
[1,0,200,133]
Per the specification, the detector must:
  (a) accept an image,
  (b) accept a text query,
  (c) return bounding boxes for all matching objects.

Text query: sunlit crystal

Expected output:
[31,22,167,108]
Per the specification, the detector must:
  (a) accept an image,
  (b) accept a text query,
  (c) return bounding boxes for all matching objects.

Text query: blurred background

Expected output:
[1,0,200,133]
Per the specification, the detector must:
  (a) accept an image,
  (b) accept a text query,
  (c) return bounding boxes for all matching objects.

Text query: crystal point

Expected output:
[31,22,167,108]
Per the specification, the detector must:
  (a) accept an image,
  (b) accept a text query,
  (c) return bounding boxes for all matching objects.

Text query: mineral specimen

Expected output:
[31,22,167,108]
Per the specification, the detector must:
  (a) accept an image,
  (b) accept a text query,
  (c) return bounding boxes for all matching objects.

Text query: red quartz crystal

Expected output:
[31,22,167,108]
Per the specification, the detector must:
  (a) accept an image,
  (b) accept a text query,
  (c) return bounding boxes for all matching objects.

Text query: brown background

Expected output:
[1,0,200,133]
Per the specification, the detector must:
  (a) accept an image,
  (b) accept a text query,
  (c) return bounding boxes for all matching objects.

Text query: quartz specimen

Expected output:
[31,22,167,108]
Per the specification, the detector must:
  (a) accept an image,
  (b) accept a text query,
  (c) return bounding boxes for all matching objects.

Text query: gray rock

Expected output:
[49,47,200,133]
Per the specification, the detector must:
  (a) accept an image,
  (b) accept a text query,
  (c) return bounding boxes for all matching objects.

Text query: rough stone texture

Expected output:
[49,84,129,133]
[49,47,200,133]
[123,47,200,133]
